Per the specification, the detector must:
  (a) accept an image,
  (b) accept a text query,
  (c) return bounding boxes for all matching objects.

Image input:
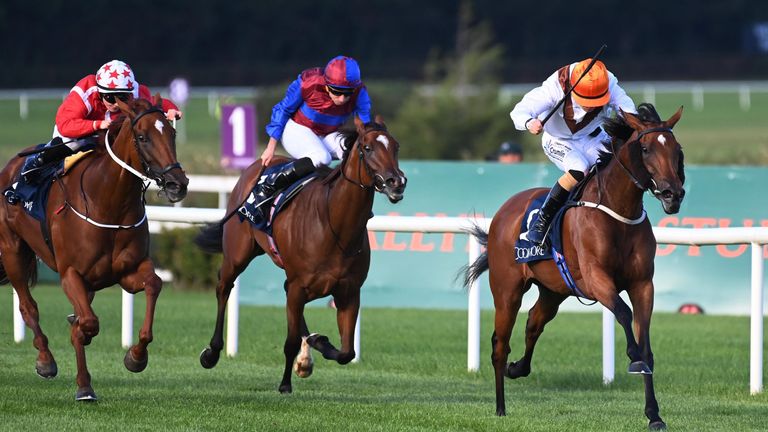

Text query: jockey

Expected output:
[510,58,636,245]
[254,55,372,206]
[21,59,182,182]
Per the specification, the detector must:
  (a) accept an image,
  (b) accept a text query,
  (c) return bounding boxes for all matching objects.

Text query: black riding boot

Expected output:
[20,137,71,183]
[527,182,570,245]
[253,157,315,208]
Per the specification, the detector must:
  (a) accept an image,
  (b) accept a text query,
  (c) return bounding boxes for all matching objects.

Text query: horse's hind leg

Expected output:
[627,281,665,430]
[1,243,57,378]
[507,286,568,379]
[279,283,308,393]
[200,229,261,369]
[488,267,526,417]
[119,259,162,373]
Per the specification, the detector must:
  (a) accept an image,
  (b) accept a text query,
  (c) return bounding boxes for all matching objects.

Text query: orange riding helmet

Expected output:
[570,59,611,107]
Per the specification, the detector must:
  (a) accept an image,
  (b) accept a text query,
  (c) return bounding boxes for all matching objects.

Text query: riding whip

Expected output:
[540,44,608,126]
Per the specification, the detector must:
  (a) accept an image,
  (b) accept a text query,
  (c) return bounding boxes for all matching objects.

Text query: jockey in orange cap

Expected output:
[510,58,637,245]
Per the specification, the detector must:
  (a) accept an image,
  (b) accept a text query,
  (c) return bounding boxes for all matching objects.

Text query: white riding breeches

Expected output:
[541,129,610,174]
[281,119,345,168]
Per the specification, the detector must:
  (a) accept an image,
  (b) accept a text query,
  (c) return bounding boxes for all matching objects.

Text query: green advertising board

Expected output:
[238,161,767,315]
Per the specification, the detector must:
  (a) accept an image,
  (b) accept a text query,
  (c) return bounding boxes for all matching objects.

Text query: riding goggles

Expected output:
[327,85,354,97]
[101,93,132,103]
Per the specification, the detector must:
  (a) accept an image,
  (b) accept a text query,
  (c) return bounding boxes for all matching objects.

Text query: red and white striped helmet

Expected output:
[95,60,136,93]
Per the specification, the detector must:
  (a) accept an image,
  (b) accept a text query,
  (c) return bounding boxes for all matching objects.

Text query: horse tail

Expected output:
[460,223,489,288]
[194,222,224,254]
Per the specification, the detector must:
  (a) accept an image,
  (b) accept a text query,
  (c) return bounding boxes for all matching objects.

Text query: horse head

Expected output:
[114,95,189,202]
[619,104,685,214]
[348,115,407,203]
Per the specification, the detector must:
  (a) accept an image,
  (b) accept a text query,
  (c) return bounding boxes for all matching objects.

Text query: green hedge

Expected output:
[151,227,221,291]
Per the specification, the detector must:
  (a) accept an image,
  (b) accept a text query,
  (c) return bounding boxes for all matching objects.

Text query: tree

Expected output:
[391,0,521,160]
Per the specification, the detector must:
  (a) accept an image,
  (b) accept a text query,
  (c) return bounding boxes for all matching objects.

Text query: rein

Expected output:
[340,130,378,190]
[72,106,174,230]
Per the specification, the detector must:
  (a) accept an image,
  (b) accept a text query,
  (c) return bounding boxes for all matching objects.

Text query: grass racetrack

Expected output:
[1,285,766,431]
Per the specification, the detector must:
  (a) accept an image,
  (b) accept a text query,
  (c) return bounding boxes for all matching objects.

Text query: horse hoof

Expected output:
[66,314,76,325]
[200,347,220,369]
[506,361,530,379]
[123,349,148,373]
[496,408,506,416]
[35,360,58,379]
[649,420,667,431]
[306,333,329,348]
[628,361,652,375]
[278,384,292,394]
[75,386,98,402]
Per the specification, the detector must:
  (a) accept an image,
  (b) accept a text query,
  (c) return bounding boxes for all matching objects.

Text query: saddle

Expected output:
[237,162,318,236]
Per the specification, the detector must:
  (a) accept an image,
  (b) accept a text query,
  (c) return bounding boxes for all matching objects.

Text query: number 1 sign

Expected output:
[220,104,257,169]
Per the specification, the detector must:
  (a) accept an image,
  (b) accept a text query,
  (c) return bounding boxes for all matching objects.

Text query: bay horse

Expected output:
[0,96,188,401]
[464,104,684,430]
[195,116,406,393]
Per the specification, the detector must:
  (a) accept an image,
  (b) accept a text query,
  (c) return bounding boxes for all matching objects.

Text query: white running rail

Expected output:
[9,208,766,395]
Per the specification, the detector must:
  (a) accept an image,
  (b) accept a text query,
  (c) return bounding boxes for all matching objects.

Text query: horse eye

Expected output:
[363,144,372,152]
[641,146,649,154]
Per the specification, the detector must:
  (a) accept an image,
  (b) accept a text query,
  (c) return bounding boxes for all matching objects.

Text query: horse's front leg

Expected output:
[119,259,162,373]
[279,284,307,393]
[332,289,360,365]
[60,267,99,401]
[628,281,666,430]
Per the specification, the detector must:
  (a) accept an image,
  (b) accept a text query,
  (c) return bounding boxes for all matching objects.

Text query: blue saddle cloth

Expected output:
[3,143,63,223]
[515,194,589,299]
[237,162,317,236]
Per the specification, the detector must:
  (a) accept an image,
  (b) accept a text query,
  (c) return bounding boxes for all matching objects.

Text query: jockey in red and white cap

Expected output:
[253,55,372,207]
[22,60,182,182]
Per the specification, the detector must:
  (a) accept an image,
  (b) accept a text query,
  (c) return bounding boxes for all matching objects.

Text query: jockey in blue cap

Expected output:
[254,55,372,206]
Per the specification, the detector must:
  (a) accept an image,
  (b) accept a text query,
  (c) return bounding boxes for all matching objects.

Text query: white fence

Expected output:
[9,209,766,395]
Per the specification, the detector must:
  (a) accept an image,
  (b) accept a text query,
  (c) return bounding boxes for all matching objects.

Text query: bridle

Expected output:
[340,128,389,192]
[610,126,674,197]
[105,106,182,189]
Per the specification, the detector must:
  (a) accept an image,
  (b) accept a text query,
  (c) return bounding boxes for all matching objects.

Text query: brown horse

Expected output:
[195,116,406,393]
[464,104,684,430]
[0,96,188,401]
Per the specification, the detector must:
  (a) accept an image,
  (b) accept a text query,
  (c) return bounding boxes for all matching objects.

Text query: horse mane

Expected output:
[321,120,388,185]
[598,103,662,168]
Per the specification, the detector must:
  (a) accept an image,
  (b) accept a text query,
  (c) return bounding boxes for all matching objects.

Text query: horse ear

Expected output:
[665,106,684,129]
[620,109,644,131]
[354,115,365,132]
[374,114,386,128]
[153,93,163,108]
[115,97,135,117]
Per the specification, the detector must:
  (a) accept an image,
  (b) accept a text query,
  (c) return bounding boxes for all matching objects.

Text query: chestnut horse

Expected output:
[464,104,684,430]
[195,116,406,393]
[0,96,188,401]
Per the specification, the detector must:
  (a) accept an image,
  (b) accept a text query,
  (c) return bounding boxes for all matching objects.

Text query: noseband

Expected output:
[611,126,674,196]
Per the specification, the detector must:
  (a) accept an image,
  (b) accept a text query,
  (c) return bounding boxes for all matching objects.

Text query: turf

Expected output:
[1,286,766,431]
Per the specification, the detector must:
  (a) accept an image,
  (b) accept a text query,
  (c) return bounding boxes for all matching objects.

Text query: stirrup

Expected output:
[4,189,20,205]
